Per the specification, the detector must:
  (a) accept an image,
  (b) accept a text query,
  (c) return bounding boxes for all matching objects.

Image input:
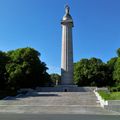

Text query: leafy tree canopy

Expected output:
[74,57,110,87]
[5,47,51,90]
[0,51,9,90]
[113,58,120,85]
[117,48,120,57]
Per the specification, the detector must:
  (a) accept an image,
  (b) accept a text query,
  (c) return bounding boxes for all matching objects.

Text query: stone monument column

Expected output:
[61,5,74,85]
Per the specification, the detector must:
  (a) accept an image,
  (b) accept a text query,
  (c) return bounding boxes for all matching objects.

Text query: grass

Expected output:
[98,90,120,100]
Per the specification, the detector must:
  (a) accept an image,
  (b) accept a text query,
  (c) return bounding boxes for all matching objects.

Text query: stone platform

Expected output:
[36,86,96,92]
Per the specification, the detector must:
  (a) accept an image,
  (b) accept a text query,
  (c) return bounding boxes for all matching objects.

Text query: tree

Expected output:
[107,57,118,69]
[107,48,120,87]
[113,58,120,85]
[0,51,9,90]
[112,48,120,86]
[50,73,61,86]
[107,57,118,86]
[117,48,120,57]
[88,58,107,86]
[74,58,109,87]
[74,59,90,86]
[6,47,51,90]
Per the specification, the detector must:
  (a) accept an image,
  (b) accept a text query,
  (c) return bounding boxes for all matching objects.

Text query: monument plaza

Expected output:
[0,5,119,118]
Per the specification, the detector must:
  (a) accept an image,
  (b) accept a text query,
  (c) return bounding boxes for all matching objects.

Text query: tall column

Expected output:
[61,5,74,85]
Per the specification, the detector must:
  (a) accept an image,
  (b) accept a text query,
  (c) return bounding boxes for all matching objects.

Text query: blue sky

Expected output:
[0,0,120,74]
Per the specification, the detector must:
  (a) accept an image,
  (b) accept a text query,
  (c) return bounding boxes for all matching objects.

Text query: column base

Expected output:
[57,85,78,92]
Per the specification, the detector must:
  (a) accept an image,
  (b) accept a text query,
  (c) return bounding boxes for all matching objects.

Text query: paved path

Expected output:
[0,114,119,120]
[0,91,119,115]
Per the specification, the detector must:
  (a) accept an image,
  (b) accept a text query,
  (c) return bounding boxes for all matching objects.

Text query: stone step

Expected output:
[3,91,119,115]
[0,105,119,115]
[0,92,99,106]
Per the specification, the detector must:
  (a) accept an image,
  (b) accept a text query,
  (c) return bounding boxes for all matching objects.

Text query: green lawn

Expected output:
[98,90,120,100]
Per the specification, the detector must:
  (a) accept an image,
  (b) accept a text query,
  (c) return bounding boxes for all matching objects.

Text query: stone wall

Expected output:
[35,86,96,92]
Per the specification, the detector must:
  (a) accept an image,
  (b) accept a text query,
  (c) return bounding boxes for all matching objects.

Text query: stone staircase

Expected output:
[0,90,119,115]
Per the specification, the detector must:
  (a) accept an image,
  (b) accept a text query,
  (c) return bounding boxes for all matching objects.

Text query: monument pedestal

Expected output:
[57,85,78,92]
[36,85,78,92]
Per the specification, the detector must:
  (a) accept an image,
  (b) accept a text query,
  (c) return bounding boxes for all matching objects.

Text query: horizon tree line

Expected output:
[0,47,120,94]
